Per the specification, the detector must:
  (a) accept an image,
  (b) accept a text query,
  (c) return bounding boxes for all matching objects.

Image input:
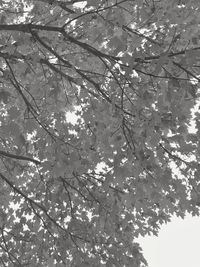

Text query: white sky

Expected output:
[138,214,200,267]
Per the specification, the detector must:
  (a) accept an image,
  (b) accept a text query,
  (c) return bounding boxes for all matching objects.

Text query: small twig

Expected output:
[159,143,190,166]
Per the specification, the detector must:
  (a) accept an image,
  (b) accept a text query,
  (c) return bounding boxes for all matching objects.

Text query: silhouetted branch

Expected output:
[0,150,40,165]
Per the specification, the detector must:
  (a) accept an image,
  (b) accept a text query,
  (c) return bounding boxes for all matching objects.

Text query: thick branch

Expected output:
[0,23,62,33]
[0,150,40,165]
[0,23,119,61]
[30,30,72,68]
[0,23,199,64]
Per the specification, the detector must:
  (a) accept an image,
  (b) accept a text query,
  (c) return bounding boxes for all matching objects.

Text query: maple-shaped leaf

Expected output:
[0,90,10,104]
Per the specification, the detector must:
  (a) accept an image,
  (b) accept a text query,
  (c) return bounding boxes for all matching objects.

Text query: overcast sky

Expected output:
[138,214,200,267]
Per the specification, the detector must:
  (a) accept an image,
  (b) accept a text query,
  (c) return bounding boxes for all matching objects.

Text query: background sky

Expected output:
[138,214,200,267]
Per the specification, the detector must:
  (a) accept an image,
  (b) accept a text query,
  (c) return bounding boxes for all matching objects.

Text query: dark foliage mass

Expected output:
[0,0,200,266]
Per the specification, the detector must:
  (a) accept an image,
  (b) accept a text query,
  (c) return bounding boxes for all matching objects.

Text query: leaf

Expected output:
[46,257,55,267]
[186,50,200,66]
[0,90,10,104]
[148,132,160,148]
[152,54,169,75]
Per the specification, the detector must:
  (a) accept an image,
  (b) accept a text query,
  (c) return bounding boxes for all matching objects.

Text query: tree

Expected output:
[0,0,200,266]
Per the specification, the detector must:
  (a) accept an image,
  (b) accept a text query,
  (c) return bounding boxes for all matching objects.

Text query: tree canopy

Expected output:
[0,0,200,266]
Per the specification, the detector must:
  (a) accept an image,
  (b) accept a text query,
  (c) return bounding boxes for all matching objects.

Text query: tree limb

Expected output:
[0,150,40,165]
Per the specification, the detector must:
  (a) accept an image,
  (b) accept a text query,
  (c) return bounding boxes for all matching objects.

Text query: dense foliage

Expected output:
[0,0,200,266]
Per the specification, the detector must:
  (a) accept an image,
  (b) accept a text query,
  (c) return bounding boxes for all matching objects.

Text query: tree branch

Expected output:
[0,172,67,233]
[0,150,41,165]
[159,143,190,166]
